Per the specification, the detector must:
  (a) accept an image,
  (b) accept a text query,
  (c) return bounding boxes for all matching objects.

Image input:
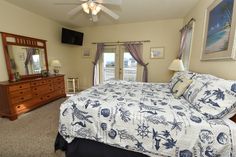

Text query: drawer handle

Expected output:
[34,88,37,90]
[19,86,22,88]
[35,93,38,96]
[40,97,43,100]
[21,97,24,100]
[20,92,23,94]
[47,95,50,98]
[17,106,21,109]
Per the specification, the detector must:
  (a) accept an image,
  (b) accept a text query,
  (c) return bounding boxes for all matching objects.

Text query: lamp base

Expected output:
[53,69,59,75]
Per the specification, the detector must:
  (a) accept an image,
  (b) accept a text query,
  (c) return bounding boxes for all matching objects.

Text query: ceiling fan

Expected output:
[55,0,122,22]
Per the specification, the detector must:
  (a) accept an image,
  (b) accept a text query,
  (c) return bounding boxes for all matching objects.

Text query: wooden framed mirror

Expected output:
[1,32,49,81]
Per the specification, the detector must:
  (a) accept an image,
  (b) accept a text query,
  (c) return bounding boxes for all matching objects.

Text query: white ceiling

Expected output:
[5,0,200,28]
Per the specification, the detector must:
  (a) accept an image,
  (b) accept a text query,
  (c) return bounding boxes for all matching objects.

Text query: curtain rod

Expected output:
[186,18,196,25]
[180,18,196,31]
[92,40,151,45]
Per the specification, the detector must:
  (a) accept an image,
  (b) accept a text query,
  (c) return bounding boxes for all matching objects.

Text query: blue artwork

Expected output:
[205,0,234,53]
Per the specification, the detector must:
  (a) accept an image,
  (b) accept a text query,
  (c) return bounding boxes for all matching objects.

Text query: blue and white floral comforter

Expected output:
[58,80,236,157]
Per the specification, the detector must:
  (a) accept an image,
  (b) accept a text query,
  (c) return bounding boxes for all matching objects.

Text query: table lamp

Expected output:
[168,59,185,72]
[51,60,61,75]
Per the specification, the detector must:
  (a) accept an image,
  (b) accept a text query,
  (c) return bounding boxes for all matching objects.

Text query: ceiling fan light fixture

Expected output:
[89,2,96,9]
[82,3,90,14]
[92,6,101,15]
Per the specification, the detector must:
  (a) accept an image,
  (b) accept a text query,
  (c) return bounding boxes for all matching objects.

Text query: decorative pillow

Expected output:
[169,71,196,90]
[184,74,236,119]
[183,73,220,103]
[171,77,193,99]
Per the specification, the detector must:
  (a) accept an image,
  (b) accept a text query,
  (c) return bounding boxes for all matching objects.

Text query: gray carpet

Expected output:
[0,98,67,157]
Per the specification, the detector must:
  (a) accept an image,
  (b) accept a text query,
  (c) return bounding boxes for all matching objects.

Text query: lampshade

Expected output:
[168,59,185,71]
[51,60,61,67]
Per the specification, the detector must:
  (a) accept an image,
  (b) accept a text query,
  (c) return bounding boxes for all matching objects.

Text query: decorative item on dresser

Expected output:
[0,75,66,120]
[51,59,62,75]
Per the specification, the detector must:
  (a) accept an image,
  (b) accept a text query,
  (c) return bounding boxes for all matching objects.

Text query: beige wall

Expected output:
[75,19,183,89]
[0,0,78,82]
[185,0,236,80]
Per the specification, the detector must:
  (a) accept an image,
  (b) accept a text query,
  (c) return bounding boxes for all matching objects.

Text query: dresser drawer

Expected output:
[10,88,31,98]
[54,88,65,97]
[47,79,53,84]
[9,83,30,92]
[54,83,64,90]
[37,93,54,102]
[32,84,54,93]
[31,80,48,86]
[53,77,64,84]
[11,94,32,104]
[14,99,38,113]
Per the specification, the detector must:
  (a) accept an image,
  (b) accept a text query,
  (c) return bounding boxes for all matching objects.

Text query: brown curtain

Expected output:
[24,48,34,75]
[92,43,104,86]
[124,42,148,82]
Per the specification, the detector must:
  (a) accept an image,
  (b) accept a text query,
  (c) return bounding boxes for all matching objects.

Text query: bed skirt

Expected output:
[54,133,149,157]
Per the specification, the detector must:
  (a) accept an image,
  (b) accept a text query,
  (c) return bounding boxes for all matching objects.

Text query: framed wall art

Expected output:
[201,0,236,60]
[150,47,165,59]
[82,48,91,58]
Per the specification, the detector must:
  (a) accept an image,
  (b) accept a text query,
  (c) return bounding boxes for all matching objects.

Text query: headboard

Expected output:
[231,114,236,123]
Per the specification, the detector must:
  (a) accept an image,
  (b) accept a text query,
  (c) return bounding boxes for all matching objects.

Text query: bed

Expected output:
[55,72,236,157]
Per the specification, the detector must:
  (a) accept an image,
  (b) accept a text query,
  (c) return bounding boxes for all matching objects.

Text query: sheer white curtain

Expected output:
[178,22,194,71]
[182,25,193,70]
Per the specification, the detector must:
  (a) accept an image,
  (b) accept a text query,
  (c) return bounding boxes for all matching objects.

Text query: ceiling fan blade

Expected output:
[99,5,119,19]
[92,15,98,22]
[94,0,122,5]
[67,5,83,16]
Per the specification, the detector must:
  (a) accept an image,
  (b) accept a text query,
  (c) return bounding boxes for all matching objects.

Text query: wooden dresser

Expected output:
[0,75,66,120]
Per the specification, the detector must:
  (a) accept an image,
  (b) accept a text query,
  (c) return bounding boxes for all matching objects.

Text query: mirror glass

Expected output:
[7,45,46,76]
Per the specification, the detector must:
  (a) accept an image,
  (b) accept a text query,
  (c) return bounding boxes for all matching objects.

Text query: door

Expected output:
[100,46,137,83]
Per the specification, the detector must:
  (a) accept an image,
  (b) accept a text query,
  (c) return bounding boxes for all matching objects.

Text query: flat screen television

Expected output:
[61,28,84,45]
